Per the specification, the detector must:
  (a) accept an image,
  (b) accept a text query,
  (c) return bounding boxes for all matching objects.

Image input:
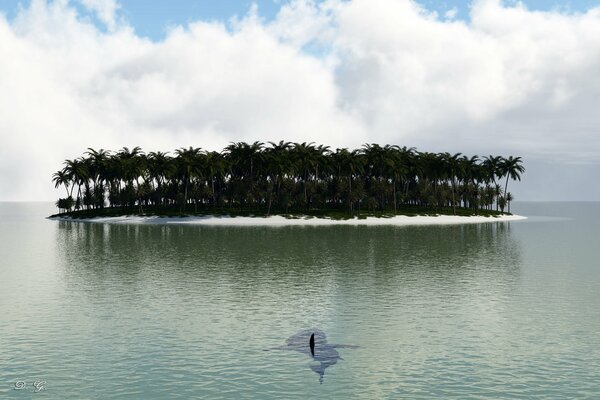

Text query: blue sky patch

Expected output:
[1,0,598,41]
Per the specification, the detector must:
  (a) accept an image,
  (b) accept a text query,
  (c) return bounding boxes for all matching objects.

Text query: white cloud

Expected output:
[329,0,600,155]
[268,0,335,48]
[1,0,600,200]
[445,7,458,20]
[78,0,120,30]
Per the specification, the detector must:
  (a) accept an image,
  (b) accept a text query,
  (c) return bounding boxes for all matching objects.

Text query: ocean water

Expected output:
[0,202,599,399]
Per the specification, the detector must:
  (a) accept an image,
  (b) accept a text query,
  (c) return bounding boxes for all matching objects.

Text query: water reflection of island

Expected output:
[55,221,522,304]
[53,221,523,390]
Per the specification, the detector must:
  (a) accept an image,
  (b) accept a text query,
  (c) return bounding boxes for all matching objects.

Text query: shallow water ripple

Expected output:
[1,202,599,398]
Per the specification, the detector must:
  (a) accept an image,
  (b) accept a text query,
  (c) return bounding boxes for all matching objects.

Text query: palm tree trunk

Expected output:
[348,175,352,213]
[183,175,188,212]
[212,178,216,206]
[393,179,397,212]
[267,178,274,215]
[304,176,308,207]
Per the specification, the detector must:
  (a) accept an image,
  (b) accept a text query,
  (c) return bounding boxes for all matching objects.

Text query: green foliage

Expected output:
[51,143,524,217]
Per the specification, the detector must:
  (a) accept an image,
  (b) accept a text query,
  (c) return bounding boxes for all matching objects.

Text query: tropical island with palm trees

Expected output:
[50,142,525,224]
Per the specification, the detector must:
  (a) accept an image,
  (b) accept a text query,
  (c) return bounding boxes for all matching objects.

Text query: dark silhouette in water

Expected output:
[268,328,358,383]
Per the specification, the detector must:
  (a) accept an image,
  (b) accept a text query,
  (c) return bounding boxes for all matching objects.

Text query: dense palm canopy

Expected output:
[53,143,524,215]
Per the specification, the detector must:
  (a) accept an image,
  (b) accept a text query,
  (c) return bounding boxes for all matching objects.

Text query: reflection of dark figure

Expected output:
[268,329,358,384]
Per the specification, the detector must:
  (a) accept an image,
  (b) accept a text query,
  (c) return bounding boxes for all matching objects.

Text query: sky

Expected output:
[1,0,600,201]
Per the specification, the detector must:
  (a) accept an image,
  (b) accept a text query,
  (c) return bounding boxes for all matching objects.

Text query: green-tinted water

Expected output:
[1,202,599,398]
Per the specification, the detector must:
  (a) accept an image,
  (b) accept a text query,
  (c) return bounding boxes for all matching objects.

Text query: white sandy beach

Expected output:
[50,214,527,226]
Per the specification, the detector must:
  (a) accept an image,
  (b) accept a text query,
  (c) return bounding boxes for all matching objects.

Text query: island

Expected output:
[50,142,525,225]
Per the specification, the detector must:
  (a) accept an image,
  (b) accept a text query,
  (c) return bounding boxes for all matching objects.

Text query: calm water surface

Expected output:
[1,202,599,398]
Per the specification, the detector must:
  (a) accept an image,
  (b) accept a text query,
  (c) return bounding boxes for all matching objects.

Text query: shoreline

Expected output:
[48,214,527,226]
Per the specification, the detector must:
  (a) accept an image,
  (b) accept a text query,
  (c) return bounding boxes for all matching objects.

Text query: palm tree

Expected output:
[498,195,507,213]
[147,151,174,206]
[440,152,462,214]
[85,148,111,208]
[362,143,392,210]
[506,192,514,213]
[482,155,502,184]
[291,142,318,208]
[62,158,90,208]
[396,146,416,205]
[52,170,71,198]
[332,148,363,213]
[117,146,145,209]
[54,144,523,217]
[224,141,265,207]
[499,156,525,199]
[385,145,410,212]
[204,151,226,207]
[265,141,293,214]
[175,147,202,211]
[482,155,504,210]
[460,155,480,209]
[415,152,442,208]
